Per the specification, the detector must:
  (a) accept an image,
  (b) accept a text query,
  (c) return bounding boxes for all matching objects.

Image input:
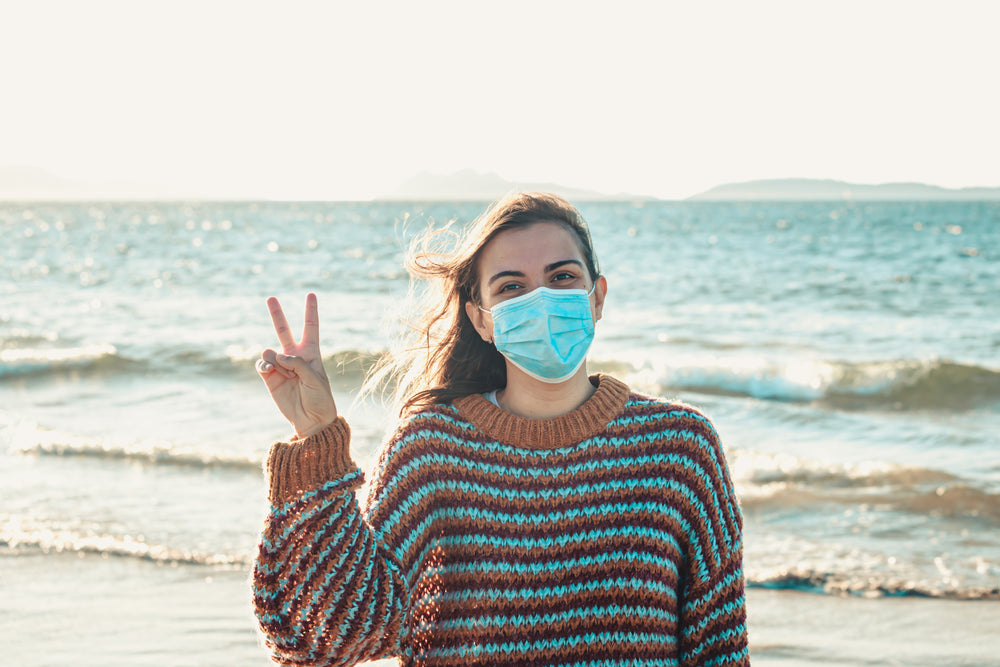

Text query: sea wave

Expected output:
[746,568,1000,601]
[739,480,1000,526]
[0,341,380,384]
[9,338,997,414]
[4,519,996,601]
[0,518,250,568]
[637,357,1000,411]
[18,440,264,471]
[11,424,263,472]
[731,450,958,490]
[0,343,128,378]
[732,450,1000,523]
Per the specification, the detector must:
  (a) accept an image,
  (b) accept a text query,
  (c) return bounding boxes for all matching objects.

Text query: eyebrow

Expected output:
[487,259,584,286]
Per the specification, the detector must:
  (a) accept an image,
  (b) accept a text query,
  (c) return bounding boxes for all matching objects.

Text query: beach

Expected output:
[3,199,998,664]
[5,554,996,665]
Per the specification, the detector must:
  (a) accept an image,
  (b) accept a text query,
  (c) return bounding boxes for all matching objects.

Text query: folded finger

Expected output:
[256,357,281,391]
[261,348,294,379]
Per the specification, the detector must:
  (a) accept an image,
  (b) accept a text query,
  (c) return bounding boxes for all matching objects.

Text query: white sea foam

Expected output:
[663,354,839,401]
[617,354,1000,411]
[8,421,262,471]
[744,534,1000,600]
[0,343,119,377]
[0,516,249,567]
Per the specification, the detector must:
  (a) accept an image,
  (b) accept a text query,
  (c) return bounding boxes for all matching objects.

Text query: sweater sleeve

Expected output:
[676,416,750,667]
[251,417,412,666]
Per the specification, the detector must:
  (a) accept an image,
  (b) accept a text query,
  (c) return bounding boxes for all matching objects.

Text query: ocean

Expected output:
[2,199,998,666]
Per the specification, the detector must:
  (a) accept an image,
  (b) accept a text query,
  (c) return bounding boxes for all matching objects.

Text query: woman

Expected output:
[252,192,749,666]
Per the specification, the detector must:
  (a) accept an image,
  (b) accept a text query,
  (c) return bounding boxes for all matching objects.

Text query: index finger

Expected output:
[302,292,320,346]
[267,296,297,350]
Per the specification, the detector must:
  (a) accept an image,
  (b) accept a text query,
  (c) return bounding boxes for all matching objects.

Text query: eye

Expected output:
[498,282,524,294]
[550,271,581,286]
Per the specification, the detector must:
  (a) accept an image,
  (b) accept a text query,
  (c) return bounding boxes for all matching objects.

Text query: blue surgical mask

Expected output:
[480,284,597,383]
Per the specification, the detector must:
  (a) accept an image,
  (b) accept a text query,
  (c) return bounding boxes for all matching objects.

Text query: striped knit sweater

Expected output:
[253,374,749,666]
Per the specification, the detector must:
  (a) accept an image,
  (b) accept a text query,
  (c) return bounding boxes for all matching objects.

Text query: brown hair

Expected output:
[363,191,600,416]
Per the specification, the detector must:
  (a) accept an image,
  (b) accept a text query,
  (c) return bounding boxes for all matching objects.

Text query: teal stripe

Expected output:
[261,470,362,554]
[684,566,744,612]
[681,594,746,639]
[373,456,721,542]
[255,501,354,594]
[316,525,380,657]
[420,602,678,632]
[692,623,747,655]
[386,422,722,468]
[677,420,740,553]
[338,557,383,662]
[262,490,339,556]
[272,470,363,520]
[419,630,677,660]
[701,645,750,667]
[374,448,719,504]
[371,452,724,536]
[383,403,718,463]
[400,512,708,583]
[264,495,361,588]
[298,523,375,659]
[368,411,738,564]
[418,575,679,606]
[613,402,714,429]
[258,510,363,649]
[430,547,680,579]
[610,407,739,554]
[337,560,404,664]
[409,501,715,577]
[407,496,710,538]
[288,511,368,644]
[502,663,680,667]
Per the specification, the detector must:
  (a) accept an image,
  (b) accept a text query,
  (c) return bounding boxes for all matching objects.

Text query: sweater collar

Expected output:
[452,373,630,450]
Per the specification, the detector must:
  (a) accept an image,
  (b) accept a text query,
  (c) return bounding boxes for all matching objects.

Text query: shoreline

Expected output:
[4,553,998,666]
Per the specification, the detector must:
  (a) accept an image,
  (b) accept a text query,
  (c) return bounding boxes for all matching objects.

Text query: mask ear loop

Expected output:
[473,299,495,342]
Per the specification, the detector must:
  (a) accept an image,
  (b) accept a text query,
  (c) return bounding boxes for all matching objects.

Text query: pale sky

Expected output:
[1,0,998,200]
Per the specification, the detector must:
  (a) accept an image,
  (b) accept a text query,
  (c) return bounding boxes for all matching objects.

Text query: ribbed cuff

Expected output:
[265,417,361,505]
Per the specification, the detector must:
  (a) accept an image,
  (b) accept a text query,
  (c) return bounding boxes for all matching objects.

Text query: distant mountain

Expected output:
[0,165,205,201]
[380,169,655,201]
[688,178,1000,201]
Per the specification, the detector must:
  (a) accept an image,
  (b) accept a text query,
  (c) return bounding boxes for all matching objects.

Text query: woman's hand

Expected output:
[256,292,338,439]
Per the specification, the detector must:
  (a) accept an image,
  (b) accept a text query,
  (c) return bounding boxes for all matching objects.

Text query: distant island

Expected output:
[687,178,1000,201]
[0,165,206,201]
[3,165,998,202]
[379,169,655,202]
[382,173,1000,202]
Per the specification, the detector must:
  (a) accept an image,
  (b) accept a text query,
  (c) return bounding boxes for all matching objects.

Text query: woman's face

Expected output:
[465,221,607,342]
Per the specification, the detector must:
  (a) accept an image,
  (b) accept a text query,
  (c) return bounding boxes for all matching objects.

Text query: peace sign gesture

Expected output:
[256,293,338,439]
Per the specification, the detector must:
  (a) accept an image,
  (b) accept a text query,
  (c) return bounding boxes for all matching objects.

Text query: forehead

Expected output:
[476,221,584,275]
